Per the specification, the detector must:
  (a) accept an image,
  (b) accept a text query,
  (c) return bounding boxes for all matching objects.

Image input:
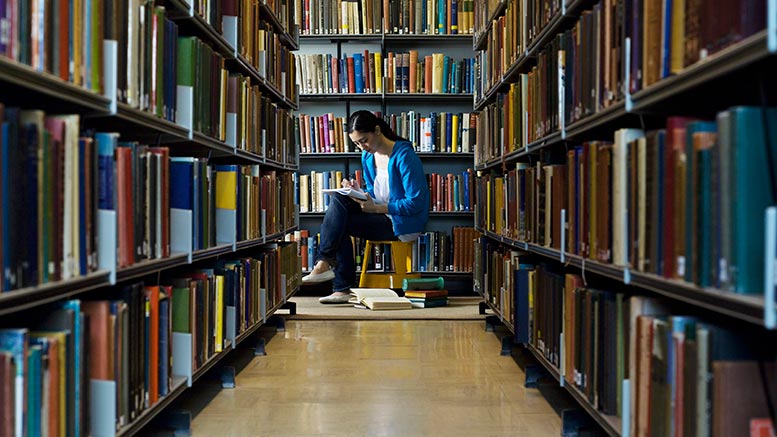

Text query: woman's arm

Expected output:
[387,148,428,216]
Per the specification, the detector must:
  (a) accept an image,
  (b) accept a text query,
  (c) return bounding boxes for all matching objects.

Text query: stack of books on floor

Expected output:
[403,277,448,308]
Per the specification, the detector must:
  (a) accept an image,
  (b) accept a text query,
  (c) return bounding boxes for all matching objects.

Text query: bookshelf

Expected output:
[0,2,301,437]
[295,3,480,292]
[474,0,777,435]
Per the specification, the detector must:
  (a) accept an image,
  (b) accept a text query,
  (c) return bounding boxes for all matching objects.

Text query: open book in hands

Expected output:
[321,187,369,201]
[349,288,412,310]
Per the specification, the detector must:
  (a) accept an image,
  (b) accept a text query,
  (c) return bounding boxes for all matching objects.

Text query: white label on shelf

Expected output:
[622,379,632,436]
[176,86,194,134]
[97,209,117,285]
[719,259,729,283]
[170,208,193,264]
[624,37,633,112]
[677,256,686,277]
[103,40,118,114]
[222,16,238,51]
[624,268,631,285]
[226,113,237,148]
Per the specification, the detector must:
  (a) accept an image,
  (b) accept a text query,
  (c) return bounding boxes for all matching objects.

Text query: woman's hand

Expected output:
[356,196,388,214]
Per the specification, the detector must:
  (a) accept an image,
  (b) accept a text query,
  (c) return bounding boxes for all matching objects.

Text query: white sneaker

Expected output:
[318,293,353,304]
[302,269,335,284]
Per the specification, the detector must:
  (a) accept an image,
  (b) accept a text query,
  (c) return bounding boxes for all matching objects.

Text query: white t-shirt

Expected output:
[373,167,419,242]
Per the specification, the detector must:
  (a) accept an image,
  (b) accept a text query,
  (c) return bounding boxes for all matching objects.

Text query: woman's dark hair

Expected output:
[347,110,406,142]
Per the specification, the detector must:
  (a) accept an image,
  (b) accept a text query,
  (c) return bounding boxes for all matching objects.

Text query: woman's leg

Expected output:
[316,194,396,293]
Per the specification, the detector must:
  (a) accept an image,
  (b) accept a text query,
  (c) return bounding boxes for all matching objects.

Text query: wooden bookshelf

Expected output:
[0,2,302,435]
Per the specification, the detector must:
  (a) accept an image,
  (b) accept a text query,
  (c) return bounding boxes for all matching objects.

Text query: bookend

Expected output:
[90,379,117,436]
[485,315,502,332]
[561,409,597,437]
[97,209,118,285]
[155,409,193,437]
[524,364,551,389]
[172,332,194,386]
[170,208,194,264]
[218,365,236,389]
[226,306,237,348]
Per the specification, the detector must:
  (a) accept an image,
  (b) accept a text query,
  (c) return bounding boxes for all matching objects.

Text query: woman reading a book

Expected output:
[302,110,430,304]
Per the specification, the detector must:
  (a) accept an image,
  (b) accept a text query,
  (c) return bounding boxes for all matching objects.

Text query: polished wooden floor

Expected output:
[190,320,562,436]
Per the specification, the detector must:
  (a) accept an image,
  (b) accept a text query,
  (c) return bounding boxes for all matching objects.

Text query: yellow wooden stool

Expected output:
[359,240,421,288]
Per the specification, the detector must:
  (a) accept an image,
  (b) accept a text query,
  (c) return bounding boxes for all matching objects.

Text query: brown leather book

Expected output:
[0,352,15,437]
[713,361,777,437]
[83,301,112,380]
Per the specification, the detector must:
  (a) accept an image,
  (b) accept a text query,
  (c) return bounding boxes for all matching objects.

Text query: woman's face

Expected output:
[349,129,378,153]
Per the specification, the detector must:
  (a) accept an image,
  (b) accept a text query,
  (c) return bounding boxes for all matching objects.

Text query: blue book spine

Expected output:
[169,159,194,210]
[27,345,42,437]
[159,298,170,397]
[437,0,445,34]
[326,54,333,93]
[453,177,460,211]
[442,56,450,93]
[353,54,364,93]
[340,57,347,93]
[95,133,117,211]
[445,113,453,152]
[450,0,458,34]
[462,170,470,211]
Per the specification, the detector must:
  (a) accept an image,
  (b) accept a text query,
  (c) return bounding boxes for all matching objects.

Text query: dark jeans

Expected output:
[317,193,397,292]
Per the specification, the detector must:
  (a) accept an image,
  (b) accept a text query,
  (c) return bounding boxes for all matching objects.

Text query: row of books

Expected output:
[0,107,296,292]
[296,111,479,154]
[474,52,562,165]
[0,0,296,111]
[475,249,777,437]
[295,52,476,95]
[475,106,777,296]
[295,0,476,35]
[298,169,475,213]
[230,2,299,99]
[0,244,299,437]
[298,227,480,273]
[0,110,98,291]
[177,34,297,151]
[478,0,766,123]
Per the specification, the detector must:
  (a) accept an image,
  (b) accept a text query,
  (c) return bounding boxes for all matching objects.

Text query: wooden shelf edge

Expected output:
[477,229,769,326]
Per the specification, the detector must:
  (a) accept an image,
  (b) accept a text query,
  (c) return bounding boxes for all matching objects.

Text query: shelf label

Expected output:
[622,379,632,436]
[770,0,777,52]
[624,268,631,285]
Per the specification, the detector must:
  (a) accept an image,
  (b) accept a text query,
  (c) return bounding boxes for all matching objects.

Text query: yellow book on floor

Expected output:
[349,288,412,310]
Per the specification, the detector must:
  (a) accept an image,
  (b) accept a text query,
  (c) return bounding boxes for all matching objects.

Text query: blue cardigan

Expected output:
[361,140,429,236]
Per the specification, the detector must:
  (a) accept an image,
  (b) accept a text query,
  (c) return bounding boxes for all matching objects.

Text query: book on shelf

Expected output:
[349,288,412,310]
[321,187,369,201]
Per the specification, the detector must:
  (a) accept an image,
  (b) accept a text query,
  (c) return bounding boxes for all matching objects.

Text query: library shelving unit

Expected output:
[0,2,302,436]
[295,7,480,293]
[473,0,777,435]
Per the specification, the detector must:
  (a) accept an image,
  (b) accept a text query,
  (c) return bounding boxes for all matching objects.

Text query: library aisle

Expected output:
[186,320,561,436]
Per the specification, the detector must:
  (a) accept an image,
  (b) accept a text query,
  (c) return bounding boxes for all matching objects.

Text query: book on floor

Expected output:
[349,288,412,310]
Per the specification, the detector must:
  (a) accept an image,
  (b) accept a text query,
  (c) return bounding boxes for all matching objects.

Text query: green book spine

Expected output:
[176,37,195,87]
[172,287,191,333]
